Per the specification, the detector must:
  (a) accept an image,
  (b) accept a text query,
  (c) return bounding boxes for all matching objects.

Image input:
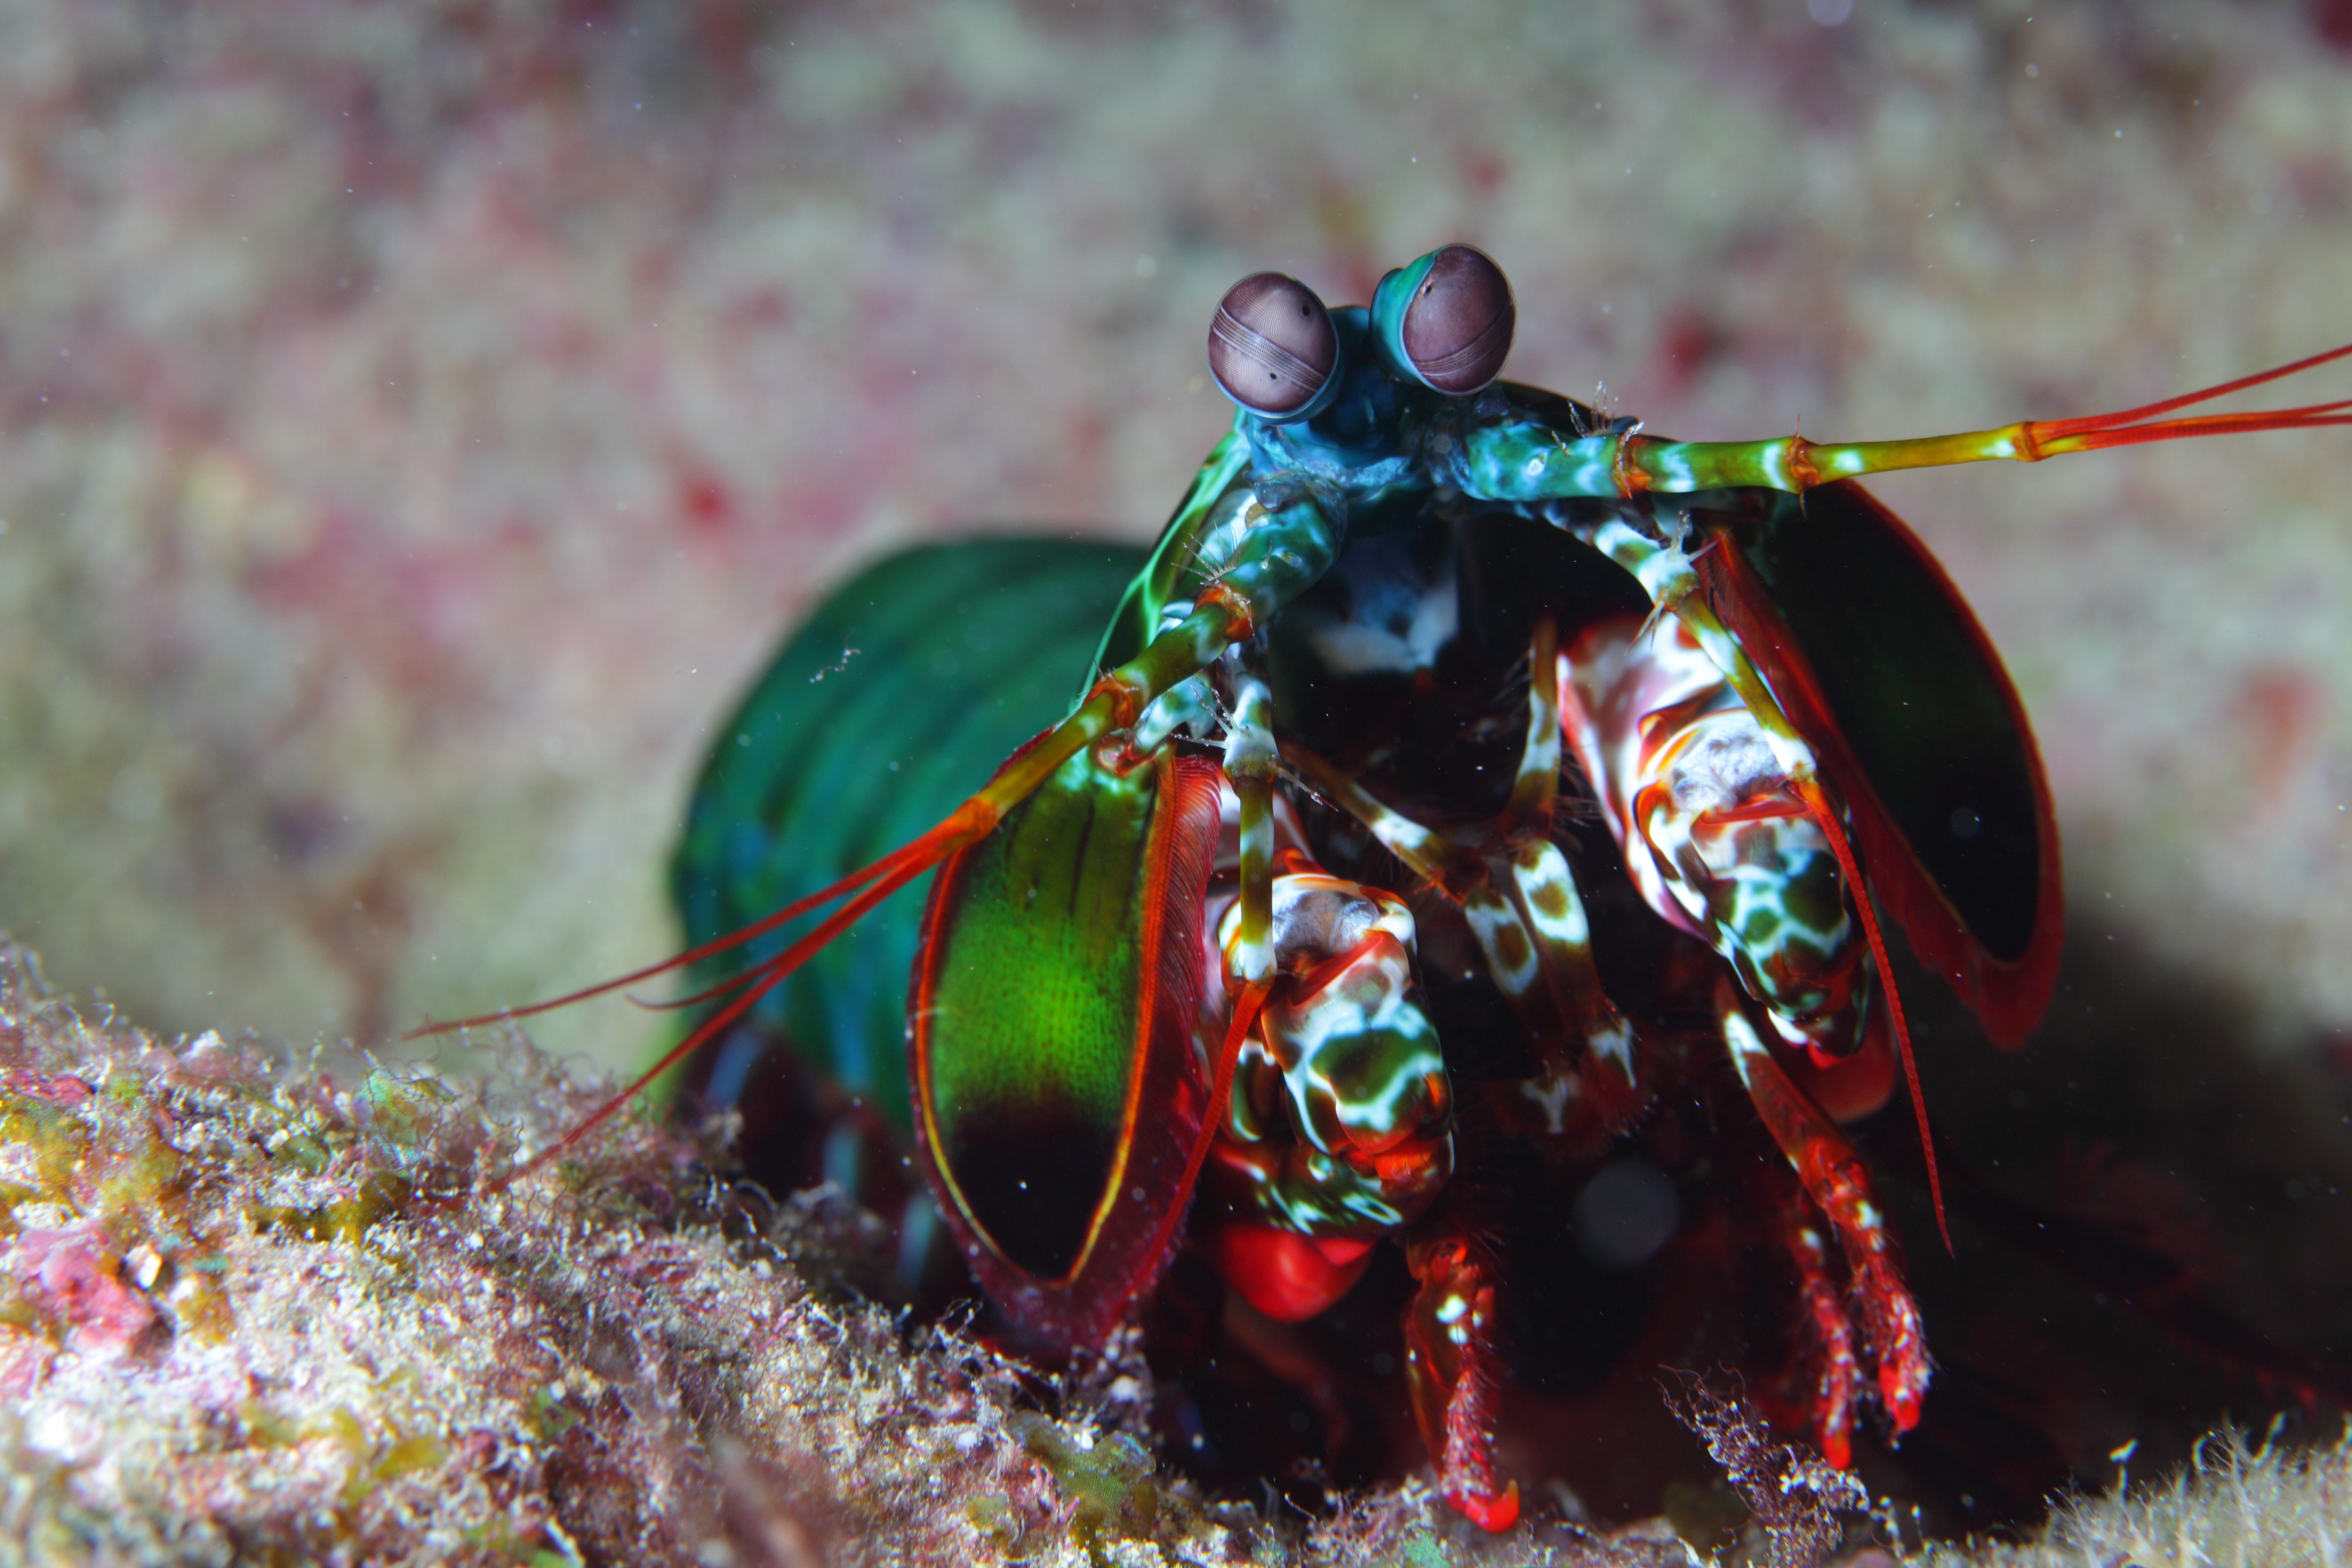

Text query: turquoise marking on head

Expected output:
[1370,245,1516,395]
[1369,252,1441,384]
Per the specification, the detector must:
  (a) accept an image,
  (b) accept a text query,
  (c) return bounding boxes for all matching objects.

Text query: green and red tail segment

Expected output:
[910,742,1230,1350]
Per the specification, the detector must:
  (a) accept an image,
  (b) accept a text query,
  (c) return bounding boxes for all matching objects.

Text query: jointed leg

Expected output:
[1284,619,1643,1147]
[1719,978,1929,1439]
[1769,1163,1863,1468]
[1404,1233,1520,1531]
[1204,843,1454,1320]
[1221,657,1279,985]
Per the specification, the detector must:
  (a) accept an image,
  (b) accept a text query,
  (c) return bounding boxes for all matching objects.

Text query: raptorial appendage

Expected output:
[1561,613,1872,1066]
[1201,846,1454,1323]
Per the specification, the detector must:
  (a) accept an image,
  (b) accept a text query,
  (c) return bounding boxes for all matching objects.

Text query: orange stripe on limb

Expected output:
[1794,778,1950,1257]
[1133,978,1273,1287]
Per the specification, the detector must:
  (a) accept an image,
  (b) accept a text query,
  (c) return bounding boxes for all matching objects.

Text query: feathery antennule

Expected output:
[1754,339,2352,493]
[2029,339,2352,455]
[415,673,1135,1188]
[486,859,934,1191]
[402,800,994,1043]
[625,956,792,1015]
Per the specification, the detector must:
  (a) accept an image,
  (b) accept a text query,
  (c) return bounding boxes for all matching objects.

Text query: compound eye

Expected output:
[1207,272,1339,420]
[1400,244,1514,394]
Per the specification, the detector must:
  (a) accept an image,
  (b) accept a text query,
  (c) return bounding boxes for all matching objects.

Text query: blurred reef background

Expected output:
[8,0,2352,1068]
[4,0,2352,1555]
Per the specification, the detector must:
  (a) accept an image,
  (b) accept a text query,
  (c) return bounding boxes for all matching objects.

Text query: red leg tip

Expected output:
[1880,1377,1923,1434]
[1449,1479,1520,1532]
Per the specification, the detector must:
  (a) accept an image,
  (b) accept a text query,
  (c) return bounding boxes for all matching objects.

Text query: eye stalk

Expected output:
[1207,272,1344,422]
[1372,244,1514,395]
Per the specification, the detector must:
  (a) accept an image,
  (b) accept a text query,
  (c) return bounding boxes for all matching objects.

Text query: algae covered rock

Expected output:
[6,938,2344,1568]
[0,942,1682,1567]
[0,944,1223,1566]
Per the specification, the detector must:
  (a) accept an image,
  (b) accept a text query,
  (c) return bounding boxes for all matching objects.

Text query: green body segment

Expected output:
[913,744,1222,1336]
[671,538,1146,1132]
[916,746,1164,1280]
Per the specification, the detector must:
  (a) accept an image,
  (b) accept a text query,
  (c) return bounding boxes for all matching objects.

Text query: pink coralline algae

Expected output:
[5,1220,162,1361]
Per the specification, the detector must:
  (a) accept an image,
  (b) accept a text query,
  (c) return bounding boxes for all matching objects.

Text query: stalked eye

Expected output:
[1207,272,1341,420]
[1400,244,1514,394]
